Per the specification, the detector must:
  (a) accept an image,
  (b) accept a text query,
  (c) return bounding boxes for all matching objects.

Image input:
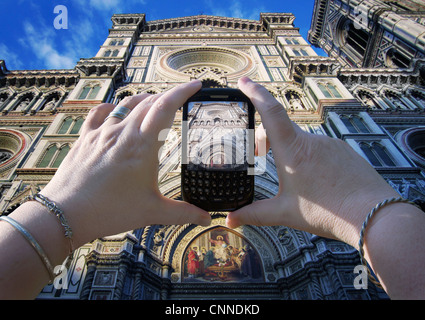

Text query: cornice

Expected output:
[111,13,146,28]
[136,38,275,46]
[338,59,425,88]
[0,69,79,88]
[76,58,126,78]
[287,56,341,82]
[143,15,264,34]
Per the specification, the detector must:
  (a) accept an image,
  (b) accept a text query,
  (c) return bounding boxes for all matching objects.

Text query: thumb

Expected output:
[156,197,212,227]
[226,197,285,229]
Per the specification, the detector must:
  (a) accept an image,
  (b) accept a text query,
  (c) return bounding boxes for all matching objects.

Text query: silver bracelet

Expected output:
[358,197,420,289]
[0,215,55,284]
[23,193,74,254]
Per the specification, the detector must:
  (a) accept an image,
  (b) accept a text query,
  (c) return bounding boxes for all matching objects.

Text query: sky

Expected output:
[0,0,323,71]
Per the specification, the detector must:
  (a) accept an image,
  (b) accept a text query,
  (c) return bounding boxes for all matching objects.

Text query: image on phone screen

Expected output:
[186,100,250,171]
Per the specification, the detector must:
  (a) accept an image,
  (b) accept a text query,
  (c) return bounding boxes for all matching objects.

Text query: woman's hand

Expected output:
[40,80,211,248]
[226,77,400,248]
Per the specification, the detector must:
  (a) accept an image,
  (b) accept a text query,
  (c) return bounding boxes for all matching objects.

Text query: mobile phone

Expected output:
[181,88,255,211]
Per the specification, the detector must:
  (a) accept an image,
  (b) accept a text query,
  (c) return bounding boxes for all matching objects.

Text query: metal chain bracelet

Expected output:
[22,193,74,254]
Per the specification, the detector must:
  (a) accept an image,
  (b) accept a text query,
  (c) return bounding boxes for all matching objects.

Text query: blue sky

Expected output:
[0,0,322,71]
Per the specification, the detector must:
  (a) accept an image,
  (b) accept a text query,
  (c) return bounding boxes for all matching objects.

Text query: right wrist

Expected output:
[334,185,401,249]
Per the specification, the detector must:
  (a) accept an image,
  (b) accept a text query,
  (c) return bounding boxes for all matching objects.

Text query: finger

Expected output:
[226,197,287,229]
[104,93,151,125]
[255,123,270,156]
[153,197,211,227]
[124,93,164,130]
[80,103,116,136]
[238,77,297,150]
[140,80,202,141]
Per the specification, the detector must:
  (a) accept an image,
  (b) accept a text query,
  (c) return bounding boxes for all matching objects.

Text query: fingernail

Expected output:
[239,77,252,84]
[189,79,202,86]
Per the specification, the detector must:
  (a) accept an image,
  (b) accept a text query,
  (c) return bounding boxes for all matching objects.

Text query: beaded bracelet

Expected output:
[0,215,56,283]
[358,197,421,289]
[22,193,74,255]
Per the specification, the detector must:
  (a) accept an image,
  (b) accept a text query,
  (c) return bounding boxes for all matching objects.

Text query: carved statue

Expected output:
[361,94,378,109]
[44,98,57,111]
[288,93,305,110]
[16,98,30,111]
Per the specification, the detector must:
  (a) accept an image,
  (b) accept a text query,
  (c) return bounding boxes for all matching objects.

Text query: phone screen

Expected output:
[186,100,251,172]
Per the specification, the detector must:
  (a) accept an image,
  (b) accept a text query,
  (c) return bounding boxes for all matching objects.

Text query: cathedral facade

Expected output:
[0,1,424,300]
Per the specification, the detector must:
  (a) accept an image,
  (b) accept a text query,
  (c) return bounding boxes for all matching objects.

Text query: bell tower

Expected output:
[308,0,425,68]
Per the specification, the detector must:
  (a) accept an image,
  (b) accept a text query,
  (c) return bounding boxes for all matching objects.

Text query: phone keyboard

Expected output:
[182,169,253,205]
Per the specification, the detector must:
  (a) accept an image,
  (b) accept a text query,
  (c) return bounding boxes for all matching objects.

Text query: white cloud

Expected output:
[20,21,77,69]
[0,43,24,70]
[203,0,264,21]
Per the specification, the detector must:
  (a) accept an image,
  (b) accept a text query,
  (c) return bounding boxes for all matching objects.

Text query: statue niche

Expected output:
[40,92,61,112]
[14,93,34,112]
[285,91,306,111]
[358,91,380,110]
[411,91,425,109]
[0,93,9,109]
[385,91,409,110]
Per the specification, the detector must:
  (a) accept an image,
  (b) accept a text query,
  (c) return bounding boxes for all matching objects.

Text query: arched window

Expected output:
[78,87,91,100]
[104,50,111,57]
[327,83,342,98]
[78,83,101,100]
[386,48,410,68]
[341,21,370,58]
[317,82,342,98]
[326,117,342,139]
[111,49,119,57]
[69,118,84,134]
[340,115,370,133]
[57,117,85,134]
[37,144,70,168]
[87,85,101,99]
[317,83,332,98]
[37,145,58,168]
[109,40,117,46]
[359,142,396,167]
[58,117,73,134]
[51,145,70,168]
